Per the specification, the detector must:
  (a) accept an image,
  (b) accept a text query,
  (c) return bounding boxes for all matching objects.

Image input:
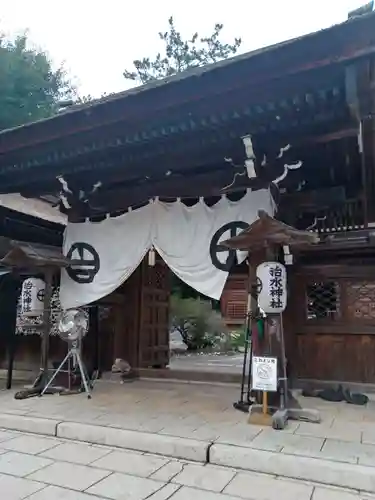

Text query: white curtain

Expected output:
[60,202,154,309]
[60,189,275,309]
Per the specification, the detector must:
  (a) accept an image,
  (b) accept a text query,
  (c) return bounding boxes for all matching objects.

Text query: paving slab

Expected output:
[150,460,185,482]
[168,485,246,500]
[147,484,181,499]
[0,472,45,500]
[86,472,165,500]
[28,461,112,491]
[295,421,362,443]
[91,449,169,477]
[223,471,314,500]
[171,463,236,492]
[0,429,18,443]
[39,442,112,465]
[312,486,375,499]
[322,439,375,465]
[0,451,52,477]
[250,429,324,453]
[0,434,60,454]
[27,485,107,499]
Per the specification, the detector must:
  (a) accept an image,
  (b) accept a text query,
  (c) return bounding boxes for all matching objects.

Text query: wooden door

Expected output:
[138,258,171,368]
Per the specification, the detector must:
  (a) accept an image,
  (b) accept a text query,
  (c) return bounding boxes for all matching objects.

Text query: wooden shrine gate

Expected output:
[286,260,375,384]
[96,256,171,372]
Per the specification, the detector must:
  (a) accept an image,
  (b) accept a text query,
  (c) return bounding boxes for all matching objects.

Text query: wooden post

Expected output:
[262,391,268,416]
[2,275,20,390]
[39,268,53,387]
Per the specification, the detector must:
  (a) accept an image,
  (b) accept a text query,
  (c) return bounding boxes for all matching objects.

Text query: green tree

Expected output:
[124,17,242,84]
[170,295,226,350]
[0,33,75,130]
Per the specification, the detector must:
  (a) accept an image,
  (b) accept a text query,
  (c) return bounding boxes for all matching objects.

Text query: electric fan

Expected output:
[41,309,92,398]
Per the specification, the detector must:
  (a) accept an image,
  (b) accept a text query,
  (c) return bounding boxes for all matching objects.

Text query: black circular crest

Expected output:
[66,242,100,284]
[210,221,249,272]
[36,289,45,302]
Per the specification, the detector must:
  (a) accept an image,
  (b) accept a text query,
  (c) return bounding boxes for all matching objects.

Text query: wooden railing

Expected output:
[314,198,366,233]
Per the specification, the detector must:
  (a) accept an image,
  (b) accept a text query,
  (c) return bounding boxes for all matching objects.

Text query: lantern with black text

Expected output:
[21,278,46,317]
[256,262,287,313]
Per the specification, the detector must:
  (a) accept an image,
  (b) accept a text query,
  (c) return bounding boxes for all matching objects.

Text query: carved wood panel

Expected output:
[138,258,171,368]
[221,273,248,327]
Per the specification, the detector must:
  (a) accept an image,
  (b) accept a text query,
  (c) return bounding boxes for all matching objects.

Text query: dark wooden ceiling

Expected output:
[0,10,373,217]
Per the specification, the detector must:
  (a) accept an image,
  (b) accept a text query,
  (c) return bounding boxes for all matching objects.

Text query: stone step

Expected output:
[210,443,375,494]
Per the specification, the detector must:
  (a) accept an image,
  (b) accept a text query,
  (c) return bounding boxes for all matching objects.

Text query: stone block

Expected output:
[57,421,209,462]
[250,430,324,453]
[172,463,236,492]
[295,421,361,443]
[0,472,45,499]
[0,435,60,455]
[40,442,112,465]
[312,486,365,499]
[146,484,181,500]
[0,414,58,436]
[86,472,164,499]
[169,486,244,500]
[223,471,313,500]
[27,485,107,499]
[322,439,375,465]
[150,461,184,482]
[210,443,375,492]
[0,451,52,477]
[28,461,111,491]
[91,450,168,477]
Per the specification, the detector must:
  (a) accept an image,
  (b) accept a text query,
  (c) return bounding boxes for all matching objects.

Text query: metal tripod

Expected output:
[41,340,92,399]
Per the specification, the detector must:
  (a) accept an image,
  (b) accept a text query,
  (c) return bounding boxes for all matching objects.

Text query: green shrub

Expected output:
[170,295,226,350]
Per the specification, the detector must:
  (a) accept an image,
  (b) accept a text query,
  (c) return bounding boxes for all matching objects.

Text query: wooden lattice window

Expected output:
[303,277,375,325]
[305,281,341,321]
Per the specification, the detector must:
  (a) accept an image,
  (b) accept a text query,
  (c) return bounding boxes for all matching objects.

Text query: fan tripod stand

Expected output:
[41,340,93,399]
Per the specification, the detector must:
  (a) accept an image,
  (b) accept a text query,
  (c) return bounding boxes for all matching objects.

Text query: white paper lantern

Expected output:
[256,261,287,314]
[21,278,46,317]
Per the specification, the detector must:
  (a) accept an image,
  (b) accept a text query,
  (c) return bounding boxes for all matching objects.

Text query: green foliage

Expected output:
[170,294,226,350]
[124,17,242,84]
[228,327,247,351]
[0,34,74,130]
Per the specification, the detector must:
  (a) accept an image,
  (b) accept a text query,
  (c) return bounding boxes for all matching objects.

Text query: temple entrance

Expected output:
[92,255,171,373]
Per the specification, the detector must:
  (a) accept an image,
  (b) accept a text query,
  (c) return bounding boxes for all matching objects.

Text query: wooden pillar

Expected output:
[111,268,142,369]
[0,274,21,389]
[346,57,375,225]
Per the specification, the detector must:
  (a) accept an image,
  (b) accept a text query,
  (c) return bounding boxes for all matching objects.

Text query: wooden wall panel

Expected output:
[287,261,375,383]
[296,333,375,382]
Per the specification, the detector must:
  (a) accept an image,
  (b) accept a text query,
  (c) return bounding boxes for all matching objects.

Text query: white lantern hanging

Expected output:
[21,278,46,317]
[256,261,287,314]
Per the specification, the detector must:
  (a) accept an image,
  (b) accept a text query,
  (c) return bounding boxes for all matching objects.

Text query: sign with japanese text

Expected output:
[256,261,287,313]
[252,356,278,392]
[21,278,45,317]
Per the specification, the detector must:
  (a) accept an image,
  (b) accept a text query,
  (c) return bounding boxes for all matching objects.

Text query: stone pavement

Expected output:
[1,380,375,493]
[0,428,374,499]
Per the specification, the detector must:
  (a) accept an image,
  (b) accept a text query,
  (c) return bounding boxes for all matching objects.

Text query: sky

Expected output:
[0,0,369,98]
